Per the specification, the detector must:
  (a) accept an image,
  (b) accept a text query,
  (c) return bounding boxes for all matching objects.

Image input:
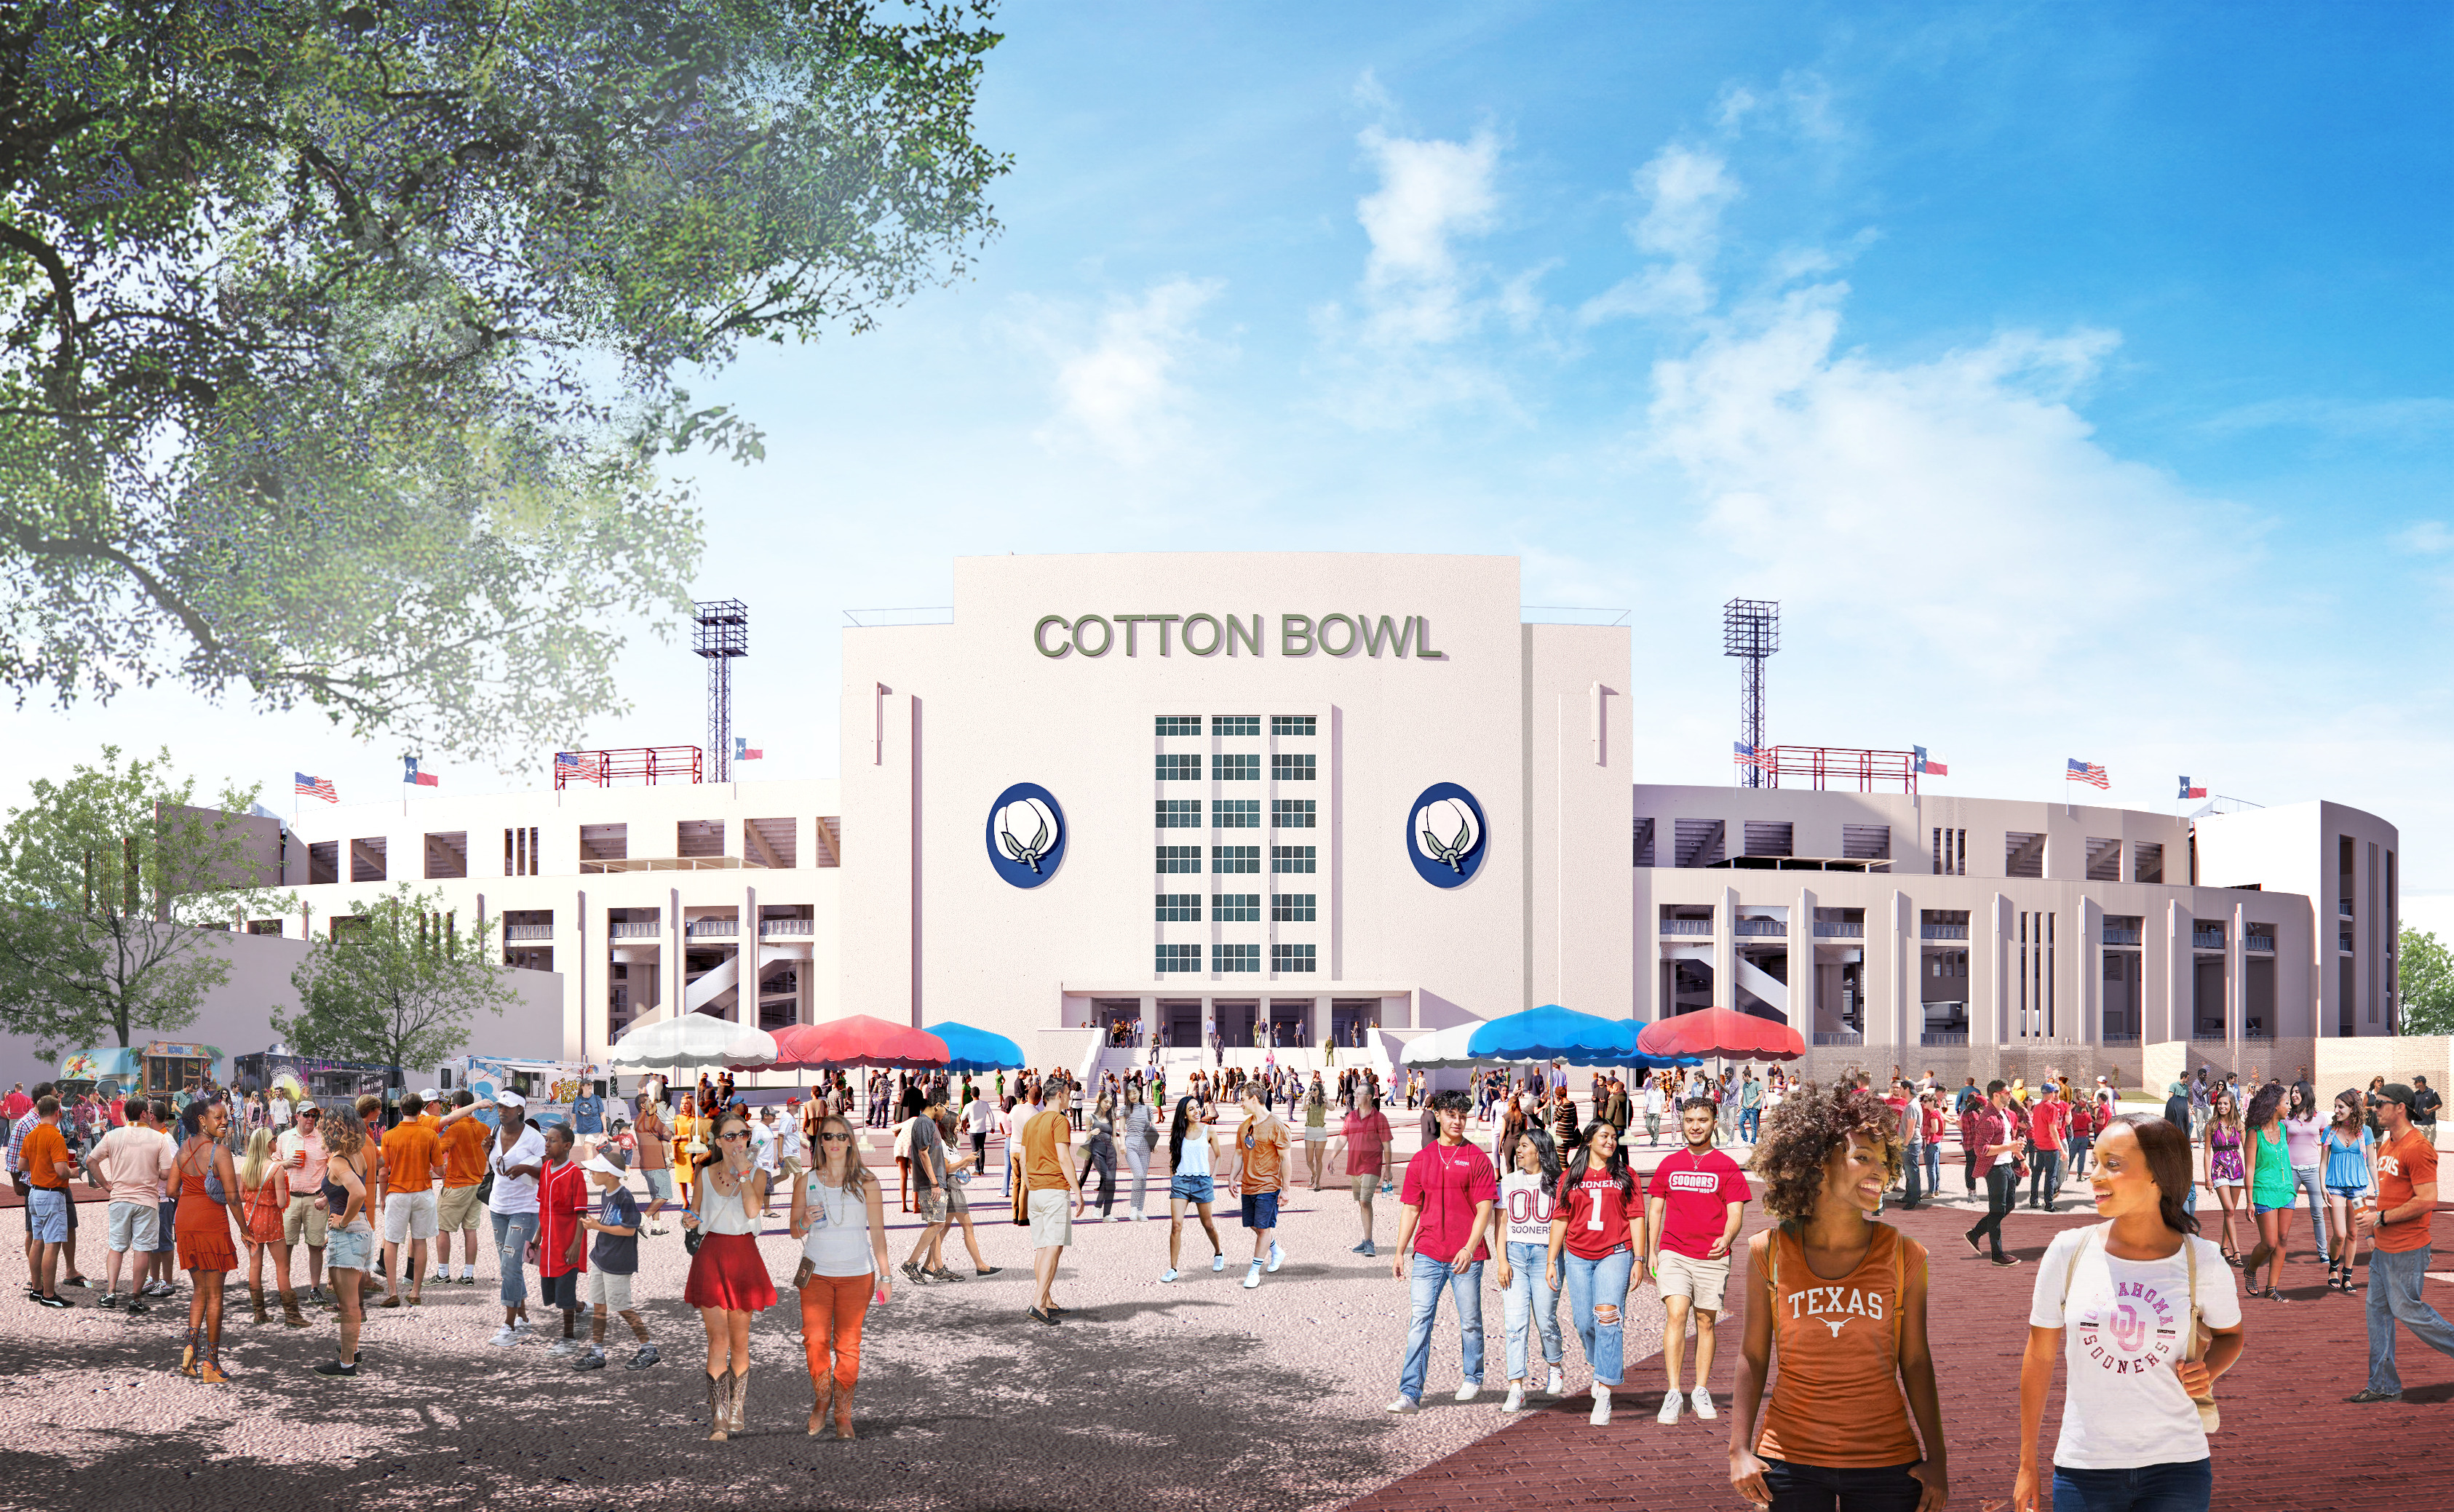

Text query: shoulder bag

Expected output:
[2060,1223,2218,1430]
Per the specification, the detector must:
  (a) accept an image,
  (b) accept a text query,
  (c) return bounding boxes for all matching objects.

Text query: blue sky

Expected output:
[7,3,2452,920]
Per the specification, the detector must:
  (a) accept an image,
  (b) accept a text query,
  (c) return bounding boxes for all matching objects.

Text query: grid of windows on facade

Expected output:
[1156,716,1200,736]
[1272,943,1316,974]
[1156,893,1200,922]
[1272,845,1316,873]
[1215,800,1260,829]
[1213,715,1259,736]
[1212,893,1260,922]
[505,827,540,878]
[1215,754,1260,781]
[1214,944,1260,973]
[1157,944,1201,973]
[1273,799,1316,829]
[1157,845,1200,873]
[1272,892,1317,922]
[1213,845,1259,874]
[1931,827,1965,876]
[1271,753,1316,781]
[1156,754,1201,781]
[1271,715,1315,736]
[1156,800,1201,828]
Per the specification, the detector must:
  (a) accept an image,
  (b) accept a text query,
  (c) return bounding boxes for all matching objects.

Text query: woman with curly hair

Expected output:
[1728,1084,1947,1512]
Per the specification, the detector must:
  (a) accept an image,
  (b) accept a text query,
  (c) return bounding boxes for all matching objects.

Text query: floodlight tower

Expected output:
[694,600,748,782]
[1723,598,1779,788]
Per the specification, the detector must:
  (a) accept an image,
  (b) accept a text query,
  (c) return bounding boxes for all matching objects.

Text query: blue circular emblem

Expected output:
[1407,783,1486,888]
[985,782,1066,888]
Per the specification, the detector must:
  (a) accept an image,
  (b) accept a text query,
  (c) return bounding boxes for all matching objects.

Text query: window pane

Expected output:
[1271,753,1317,781]
[1156,894,1201,922]
[1156,754,1202,781]
[1156,716,1200,736]
[1271,845,1316,874]
[1271,943,1316,974]
[1156,799,1201,828]
[1214,799,1260,829]
[1271,715,1316,736]
[1213,943,1260,973]
[1215,754,1259,781]
[1212,893,1260,922]
[1157,944,1201,973]
[1156,845,1201,874]
[1212,845,1259,874]
[1271,893,1317,922]
[1272,798,1317,829]
[1212,715,1258,736]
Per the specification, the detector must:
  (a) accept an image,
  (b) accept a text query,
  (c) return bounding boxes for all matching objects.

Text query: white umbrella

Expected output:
[720,1027,779,1070]
[609,1013,739,1071]
[1399,1022,1487,1070]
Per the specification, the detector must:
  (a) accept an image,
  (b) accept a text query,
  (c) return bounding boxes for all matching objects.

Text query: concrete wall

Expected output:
[0,929,565,1091]
[2193,800,2399,1035]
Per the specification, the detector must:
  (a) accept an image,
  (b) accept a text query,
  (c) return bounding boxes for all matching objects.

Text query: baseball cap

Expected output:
[418,1088,440,1100]
[298,1103,322,1118]
[583,1148,630,1177]
[2375,1083,2418,1108]
[496,1089,526,1108]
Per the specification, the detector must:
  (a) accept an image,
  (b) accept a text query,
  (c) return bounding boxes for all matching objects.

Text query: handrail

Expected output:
[609,920,661,939]
[581,856,770,874]
[2191,930,2225,950]
[2102,928,2142,946]
[1814,922,1863,938]
[759,918,813,937]
[1921,924,1969,941]
[2244,934,2274,952]
[1812,1032,1862,1046]
[1733,919,1786,937]
[685,919,739,937]
[1919,1032,1968,1046]
[1659,919,1712,936]
[503,923,552,941]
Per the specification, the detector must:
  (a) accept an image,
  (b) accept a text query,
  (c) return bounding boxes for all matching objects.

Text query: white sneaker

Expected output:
[488,1326,519,1348]
[547,1337,581,1357]
[1590,1385,1613,1427]
[1656,1390,1682,1425]
[1544,1366,1566,1396]
[512,1318,534,1335]
[1691,1387,1716,1420]
[1159,1268,1180,1283]
[1501,1383,1525,1412]
[1384,1396,1419,1414]
[1267,1241,1284,1273]
[1453,1380,1480,1403]
[1243,1262,1262,1289]
[1210,1253,1227,1273]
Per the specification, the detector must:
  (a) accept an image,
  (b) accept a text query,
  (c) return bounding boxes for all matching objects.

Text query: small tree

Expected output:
[0,747,282,1058]
[275,885,517,1078]
[2398,926,2454,1037]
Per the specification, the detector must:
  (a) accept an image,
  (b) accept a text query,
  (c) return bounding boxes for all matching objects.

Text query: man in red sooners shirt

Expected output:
[1645,1097,1751,1425]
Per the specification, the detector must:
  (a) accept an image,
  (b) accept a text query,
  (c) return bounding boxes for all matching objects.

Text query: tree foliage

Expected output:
[0,745,283,1056]
[1,0,1007,757]
[2399,926,2454,1038]
[274,883,515,1071]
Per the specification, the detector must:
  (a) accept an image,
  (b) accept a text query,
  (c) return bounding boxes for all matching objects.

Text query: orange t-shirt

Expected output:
[380,1121,441,1196]
[440,1117,491,1189]
[1236,1113,1288,1195]
[20,1122,69,1190]
[1022,1109,1072,1193]
[419,1113,442,1132]
[1755,1223,1926,1468]
[2374,1126,2437,1254]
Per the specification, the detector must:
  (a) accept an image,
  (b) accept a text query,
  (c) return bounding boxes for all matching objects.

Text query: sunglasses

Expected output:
[819,1131,851,1142]
[718,1131,749,1141]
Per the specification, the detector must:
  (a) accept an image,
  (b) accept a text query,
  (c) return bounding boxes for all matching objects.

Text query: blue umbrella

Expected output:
[1464,1005,1632,1064]
[920,1021,1026,1074]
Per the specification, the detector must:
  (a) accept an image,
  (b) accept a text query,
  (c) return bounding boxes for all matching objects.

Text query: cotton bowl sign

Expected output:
[986,783,1066,888]
[1407,783,1486,888]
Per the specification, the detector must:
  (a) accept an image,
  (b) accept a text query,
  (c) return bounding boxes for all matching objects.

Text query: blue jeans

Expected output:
[1760,1458,1923,1511]
[2050,1457,2212,1511]
[491,1209,539,1308]
[1901,1145,1923,1209]
[2366,1243,2454,1394]
[1398,1254,1485,1402]
[1501,1241,1562,1382]
[1741,1107,1760,1142]
[1922,1142,1942,1192]
[2029,1147,2063,1206]
[1559,1244,1635,1387]
[2289,1165,2328,1256]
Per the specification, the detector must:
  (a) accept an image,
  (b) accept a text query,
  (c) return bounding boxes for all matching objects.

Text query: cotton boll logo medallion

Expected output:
[985,782,1066,889]
[1406,783,1487,888]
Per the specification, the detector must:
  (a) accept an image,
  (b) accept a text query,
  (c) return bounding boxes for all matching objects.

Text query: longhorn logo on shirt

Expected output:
[1787,1284,1886,1336]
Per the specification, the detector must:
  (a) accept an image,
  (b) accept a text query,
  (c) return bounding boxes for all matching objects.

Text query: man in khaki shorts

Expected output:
[277,1105,330,1303]
[1017,1088,1077,1325]
[1643,1097,1751,1426]
[437,1090,492,1283]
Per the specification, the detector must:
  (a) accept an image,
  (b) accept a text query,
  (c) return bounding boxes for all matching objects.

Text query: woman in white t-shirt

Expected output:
[1495,1127,1565,1412]
[2013,1113,2247,1512]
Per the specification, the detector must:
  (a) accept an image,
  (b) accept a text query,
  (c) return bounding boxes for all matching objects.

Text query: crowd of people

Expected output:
[9,1052,2450,1505]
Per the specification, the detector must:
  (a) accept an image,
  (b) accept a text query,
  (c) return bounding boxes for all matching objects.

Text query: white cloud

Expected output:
[1579,145,1738,327]
[1352,125,1501,347]
[1033,278,1223,464]
[2401,520,2454,554]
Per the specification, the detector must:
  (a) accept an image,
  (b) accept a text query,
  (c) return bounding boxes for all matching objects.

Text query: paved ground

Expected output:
[1347,1192,2454,1512]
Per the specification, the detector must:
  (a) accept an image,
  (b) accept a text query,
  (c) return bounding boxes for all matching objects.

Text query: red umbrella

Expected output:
[1637,1007,1805,1062]
[769,1016,950,1072]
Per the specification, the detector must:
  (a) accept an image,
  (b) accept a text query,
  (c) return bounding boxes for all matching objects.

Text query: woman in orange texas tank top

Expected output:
[1728,1084,1948,1512]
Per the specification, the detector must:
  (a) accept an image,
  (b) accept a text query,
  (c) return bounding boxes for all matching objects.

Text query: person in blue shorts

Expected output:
[1159,1097,1226,1283]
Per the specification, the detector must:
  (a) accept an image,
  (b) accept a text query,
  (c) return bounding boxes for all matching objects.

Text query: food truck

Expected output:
[439,1057,612,1133]
[230,1051,398,1115]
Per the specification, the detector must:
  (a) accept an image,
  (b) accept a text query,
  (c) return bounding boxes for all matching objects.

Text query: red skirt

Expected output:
[683,1232,777,1311]
[175,1203,238,1273]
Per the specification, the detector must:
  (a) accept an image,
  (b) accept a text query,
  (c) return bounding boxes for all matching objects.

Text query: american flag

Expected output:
[555,751,605,781]
[2065,757,2109,789]
[1732,741,1758,767]
[294,773,337,803]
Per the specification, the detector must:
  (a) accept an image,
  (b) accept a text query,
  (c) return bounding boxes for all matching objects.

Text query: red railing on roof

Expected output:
[553,746,702,789]
[1739,746,1920,795]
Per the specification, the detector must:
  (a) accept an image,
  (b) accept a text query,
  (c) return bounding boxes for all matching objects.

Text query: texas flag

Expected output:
[402,757,439,787]
[1913,745,1948,777]
[734,737,763,762]
[2178,776,2207,799]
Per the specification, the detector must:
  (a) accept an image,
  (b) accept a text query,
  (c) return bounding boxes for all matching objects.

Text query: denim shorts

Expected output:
[26,1187,69,1245]
[1170,1174,1215,1204]
[643,1169,676,1202]
[1240,1190,1279,1230]
[326,1222,376,1272]
[2327,1182,2366,1200]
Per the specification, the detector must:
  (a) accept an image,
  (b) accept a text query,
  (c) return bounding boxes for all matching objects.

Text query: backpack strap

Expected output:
[2060,1222,2110,1319]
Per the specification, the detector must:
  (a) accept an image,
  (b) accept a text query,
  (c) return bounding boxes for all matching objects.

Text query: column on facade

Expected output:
[2077,895,2102,1048]
[1983,894,2011,1047]
[1789,885,1816,1041]
[1139,995,1157,1051]
[1716,883,1739,1013]
[2229,897,2248,1050]
[1889,890,1913,1051]
[2162,899,2189,1045]
[740,881,758,1025]
[572,886,589,1062]
[667,886,685,1031]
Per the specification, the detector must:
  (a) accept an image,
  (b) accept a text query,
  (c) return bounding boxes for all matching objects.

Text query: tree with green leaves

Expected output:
[2399,926,2454,1037]
[0,746,283,1057]
[3,1,1007,759]
[274,884,517,1075]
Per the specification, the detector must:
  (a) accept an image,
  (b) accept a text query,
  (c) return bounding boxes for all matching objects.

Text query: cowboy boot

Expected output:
[833,1377,855,1440]
[703,1372,728,1441]
[280,1289,308,1329]
[728,1369,750,1433]
[250,1283,269,1324]
[808,1371,835,1436]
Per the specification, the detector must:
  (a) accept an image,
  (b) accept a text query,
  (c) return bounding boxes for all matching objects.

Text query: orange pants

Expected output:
[798,1273,872,1396]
